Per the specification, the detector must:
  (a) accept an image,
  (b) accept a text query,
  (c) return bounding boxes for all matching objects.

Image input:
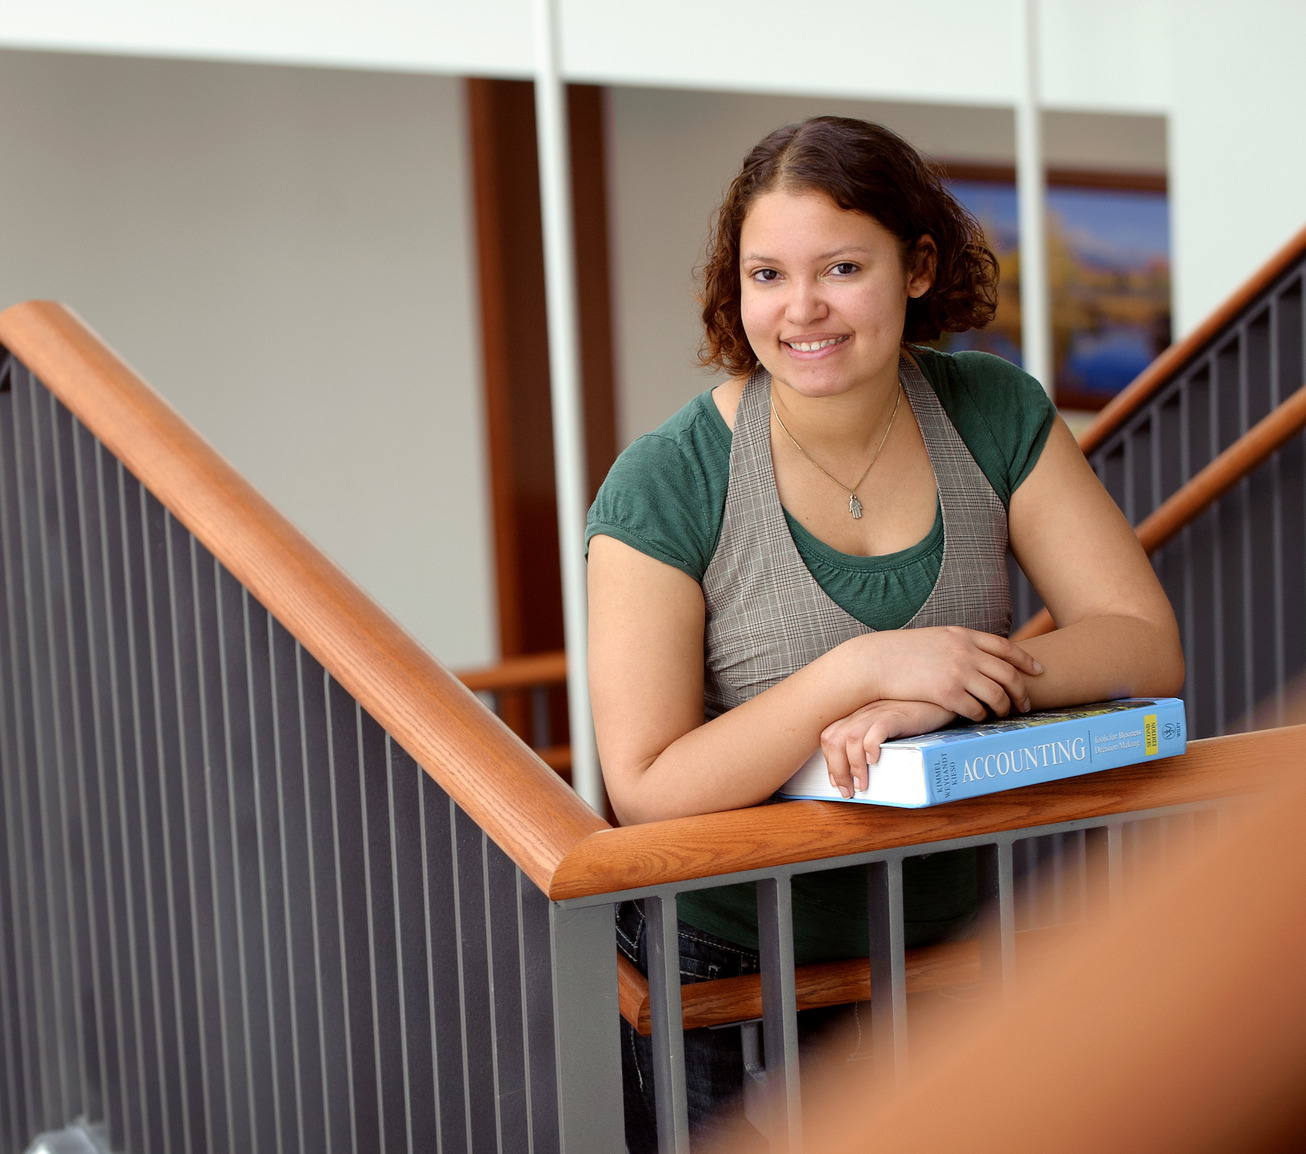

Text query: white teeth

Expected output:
[788,337,846,352]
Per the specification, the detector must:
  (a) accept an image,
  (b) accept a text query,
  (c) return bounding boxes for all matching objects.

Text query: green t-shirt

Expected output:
[588,347,1054,629]
[586,348,1055,962]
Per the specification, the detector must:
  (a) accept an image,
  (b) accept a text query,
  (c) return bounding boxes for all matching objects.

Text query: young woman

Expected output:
[586,116,1183,1148]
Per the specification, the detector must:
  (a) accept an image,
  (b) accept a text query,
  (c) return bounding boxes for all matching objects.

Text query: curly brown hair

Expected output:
[699,116,999,377]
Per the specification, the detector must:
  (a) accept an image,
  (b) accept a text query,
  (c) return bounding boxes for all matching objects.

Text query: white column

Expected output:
[1015,0,1053,395]
[531,0,602,809]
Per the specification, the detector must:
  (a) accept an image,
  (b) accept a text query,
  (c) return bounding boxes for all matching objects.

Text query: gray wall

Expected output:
[0,49,496,668]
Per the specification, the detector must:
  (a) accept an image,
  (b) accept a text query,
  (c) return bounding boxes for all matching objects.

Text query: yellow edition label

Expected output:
[1144,713,1158,755]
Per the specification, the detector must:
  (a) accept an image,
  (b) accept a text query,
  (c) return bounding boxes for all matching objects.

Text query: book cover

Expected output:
[776,698,1187,808]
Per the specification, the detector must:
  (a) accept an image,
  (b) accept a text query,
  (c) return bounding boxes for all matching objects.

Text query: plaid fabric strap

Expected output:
[702,353,1011,719]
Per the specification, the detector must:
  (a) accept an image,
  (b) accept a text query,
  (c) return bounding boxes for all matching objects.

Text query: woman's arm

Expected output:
[588,534,1039,823]
[1007,416,1184,705]
[815,416,1184,795]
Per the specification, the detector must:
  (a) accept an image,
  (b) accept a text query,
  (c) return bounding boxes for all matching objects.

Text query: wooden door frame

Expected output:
[467,78,617,738]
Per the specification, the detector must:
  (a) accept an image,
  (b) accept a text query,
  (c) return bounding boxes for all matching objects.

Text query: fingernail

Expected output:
[1021,698,1031,712]
[1032,660,1044,674]
[852,777,864,792]
[839,785,853,799]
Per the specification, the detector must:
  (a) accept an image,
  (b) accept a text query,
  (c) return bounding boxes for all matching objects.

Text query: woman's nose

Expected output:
[785,279,828,324]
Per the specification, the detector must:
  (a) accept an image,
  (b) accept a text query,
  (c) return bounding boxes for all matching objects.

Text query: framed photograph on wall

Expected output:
[935,164,1171,411]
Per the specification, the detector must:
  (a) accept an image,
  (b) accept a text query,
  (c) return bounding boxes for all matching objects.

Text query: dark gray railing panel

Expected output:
[0,352,570,1153]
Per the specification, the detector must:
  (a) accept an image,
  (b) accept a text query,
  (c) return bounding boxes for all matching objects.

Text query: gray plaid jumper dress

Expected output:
[702,352,1012,720]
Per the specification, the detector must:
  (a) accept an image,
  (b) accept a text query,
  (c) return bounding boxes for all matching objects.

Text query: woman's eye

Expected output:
[830,262,859,276]
[749,267,780,283]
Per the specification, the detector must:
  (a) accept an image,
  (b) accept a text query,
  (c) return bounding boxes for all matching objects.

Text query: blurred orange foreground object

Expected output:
[709,752,1306,1154]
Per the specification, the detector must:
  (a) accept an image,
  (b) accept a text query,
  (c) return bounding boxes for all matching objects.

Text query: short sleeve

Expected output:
[586,427,720,581]
[915,348,1057,506]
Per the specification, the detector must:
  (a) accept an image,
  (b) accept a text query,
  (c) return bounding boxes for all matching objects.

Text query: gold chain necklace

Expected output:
[770,382,902,520]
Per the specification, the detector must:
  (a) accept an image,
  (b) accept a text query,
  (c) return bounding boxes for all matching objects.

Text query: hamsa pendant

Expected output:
[849,494,863,519]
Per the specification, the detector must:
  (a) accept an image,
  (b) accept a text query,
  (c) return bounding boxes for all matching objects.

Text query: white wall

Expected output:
[6,0,1306,347]
[0,50,496,668]
[1168,0,1306,333]
[606,88,1167,445]
[4,2,1305,668]
[0,0,536,77]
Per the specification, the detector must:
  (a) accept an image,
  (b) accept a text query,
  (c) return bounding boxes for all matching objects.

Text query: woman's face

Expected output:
[738,187,932,401]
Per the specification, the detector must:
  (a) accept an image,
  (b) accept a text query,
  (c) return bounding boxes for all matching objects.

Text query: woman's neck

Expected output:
[769,366,905,461]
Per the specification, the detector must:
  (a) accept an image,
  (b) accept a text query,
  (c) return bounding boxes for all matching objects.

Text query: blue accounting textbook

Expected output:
[776,698,1187,808]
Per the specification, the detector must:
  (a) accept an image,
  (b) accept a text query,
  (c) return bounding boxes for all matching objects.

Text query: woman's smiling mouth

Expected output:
[784,336,849,352]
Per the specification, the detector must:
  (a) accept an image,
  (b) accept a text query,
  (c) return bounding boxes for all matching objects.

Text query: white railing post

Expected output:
[1015,0,1053,396]
[531,0,602,810]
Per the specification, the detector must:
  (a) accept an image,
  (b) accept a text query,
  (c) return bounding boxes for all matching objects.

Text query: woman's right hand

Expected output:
[853,626,1042,723]
[821,699,957,796]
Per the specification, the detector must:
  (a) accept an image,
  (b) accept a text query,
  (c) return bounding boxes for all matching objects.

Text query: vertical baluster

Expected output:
[1085,822,1125,921]
[268,625,312,1154]
[99,451,145,1154]
[240,600,283,1154]
[755,874,801,1151]
[35,386,83,1133]
[334,689,381,1148]
[977,841,1016,996]
[140,491,187,1154]
[63,405,106,1133]
[13,362,62,1133]
[485,838,531,1152]
[644,892,690,1152]
[520,876,560,1154]
[383,739,436,1153]
[170,526,217,1154]
[0,358,38,1147]
[548,902,624,1153]
[421,788,468,1154]
[867,857,907,1076]
[1210,352,1228,734]
[300,655,350,1154]
[451,809,496,1153]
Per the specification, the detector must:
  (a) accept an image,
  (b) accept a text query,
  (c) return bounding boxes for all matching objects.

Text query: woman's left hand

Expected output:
[820,699,957,798]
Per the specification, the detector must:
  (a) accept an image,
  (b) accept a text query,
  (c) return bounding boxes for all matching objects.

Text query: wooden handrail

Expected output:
[455,649,568,693]
[1078,222,1306,456]
[1015,382,1306,640]
[618,926,1077,1034]
[0,301,609,894]
[546,725,1300,900]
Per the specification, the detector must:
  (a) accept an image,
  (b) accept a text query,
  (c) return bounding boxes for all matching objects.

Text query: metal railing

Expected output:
[0,304,619,1154]
[1012,224,1306,739]
[0,301,1299,1154]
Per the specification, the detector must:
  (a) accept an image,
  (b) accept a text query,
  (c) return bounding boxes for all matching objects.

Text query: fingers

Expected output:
[969,630,1044,677]
[859,710,902,769]
[926,629,1042,719]
[819,722,860,799]
[821,701,959,797]
[821,709,872,798]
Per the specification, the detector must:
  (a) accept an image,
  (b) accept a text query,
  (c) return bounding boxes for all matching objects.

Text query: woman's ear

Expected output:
[907,235,937,298]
